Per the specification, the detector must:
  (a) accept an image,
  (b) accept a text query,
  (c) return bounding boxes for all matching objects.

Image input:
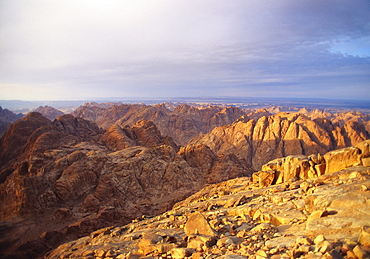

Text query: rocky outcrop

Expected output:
[0,113,252,259]
[45,155,370,259]
[34,105,64,121]
[252,140,370,187]
[190,112,369,170]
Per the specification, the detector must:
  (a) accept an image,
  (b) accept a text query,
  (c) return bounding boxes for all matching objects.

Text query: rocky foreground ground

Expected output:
[46,142,370,259]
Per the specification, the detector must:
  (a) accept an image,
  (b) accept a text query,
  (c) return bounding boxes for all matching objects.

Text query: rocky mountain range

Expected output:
[34,106,64,121]
[0,106,22,137]
[0,112,251,259]
[190,111,369,170]
[46,139,370,259]
[72,103,370,148]
[0,103,369,259]
[72,103,248,146]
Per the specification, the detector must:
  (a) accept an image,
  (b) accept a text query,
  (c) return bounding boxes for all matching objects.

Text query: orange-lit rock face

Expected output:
[193,112,368,170]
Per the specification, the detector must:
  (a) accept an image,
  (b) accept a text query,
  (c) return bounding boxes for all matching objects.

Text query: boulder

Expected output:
[324,147,361,174]
[184,211,216,237]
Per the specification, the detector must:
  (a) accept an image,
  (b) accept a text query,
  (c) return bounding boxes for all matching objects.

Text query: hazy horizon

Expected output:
[1,1,369,101]
[2,96,370,113]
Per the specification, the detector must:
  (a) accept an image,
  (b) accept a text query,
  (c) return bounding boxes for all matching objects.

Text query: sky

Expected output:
[0,0,369,101]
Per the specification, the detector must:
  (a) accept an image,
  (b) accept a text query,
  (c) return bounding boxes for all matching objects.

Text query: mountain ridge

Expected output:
[190,111,368,170]
[0,113,251,259]
[0,103,369,258]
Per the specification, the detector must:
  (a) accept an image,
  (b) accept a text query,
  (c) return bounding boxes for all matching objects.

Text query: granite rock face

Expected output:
[0,113,251,259]
[191,112,369,170]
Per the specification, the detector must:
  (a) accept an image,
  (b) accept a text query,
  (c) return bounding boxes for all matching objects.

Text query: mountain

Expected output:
[0,106,22,137]
[189,111,369,170]
[0,113,251,259]
[34,106,64,121]
[72,103,248,146]
[0,104,369,258]
[72,102,370,151]
[46,140,370,259]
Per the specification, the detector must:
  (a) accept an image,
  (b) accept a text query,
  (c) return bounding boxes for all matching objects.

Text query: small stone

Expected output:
[94,250,106,257]
[358,225,370,245]
[217,236,244,247]
[314,235,326,245]
[171,248,195,259]
[106,250,117,257]
[308,210,328,222]
[270,248,278,254]
[300,181,311,192]
[187,234,216,250]
[361,185,368,191]
[237,230,248,238]
[250,223,271,233]
[353,245,368,259]
[138,233,164,255]
[346,250,359,259]
[319,240,333,254]
[296,236,313,246]
[191,251,204,259]
[297,245,311,253]
[255,249,268,259]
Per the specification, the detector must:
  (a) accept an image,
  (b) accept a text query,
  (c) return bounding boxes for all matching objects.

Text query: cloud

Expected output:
[0,0,369,100]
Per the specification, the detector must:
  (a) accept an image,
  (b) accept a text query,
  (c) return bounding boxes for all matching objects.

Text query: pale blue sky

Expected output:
[0,0,369,100]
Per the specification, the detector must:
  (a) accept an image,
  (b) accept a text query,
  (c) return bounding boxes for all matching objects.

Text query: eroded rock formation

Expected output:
[190,112,369,170]
[0,113,251,259]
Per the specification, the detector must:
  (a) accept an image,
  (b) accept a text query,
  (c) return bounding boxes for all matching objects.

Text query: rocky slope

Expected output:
[190,111,369,170]
[34,106,64,121]
[0,106,22,137]
[0,113,252,259]
[46,140,370,259]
